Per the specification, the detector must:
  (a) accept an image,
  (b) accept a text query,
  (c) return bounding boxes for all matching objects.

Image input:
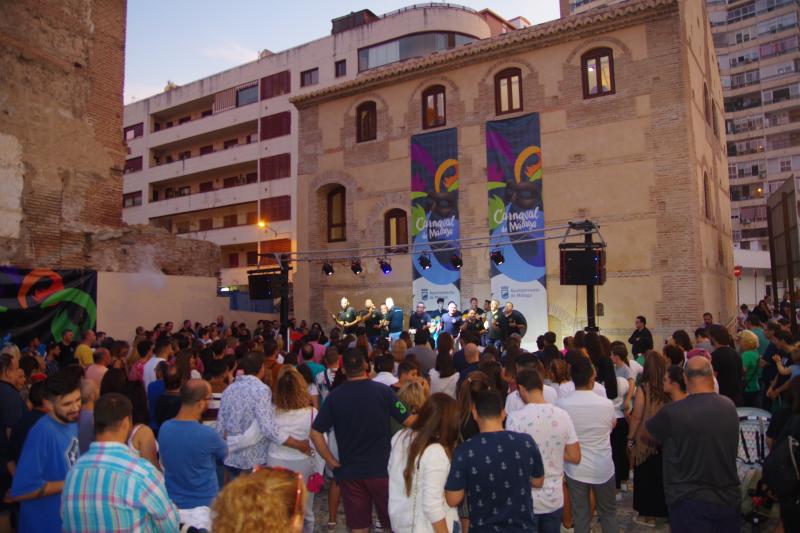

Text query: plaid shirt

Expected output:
[61,442,179,532]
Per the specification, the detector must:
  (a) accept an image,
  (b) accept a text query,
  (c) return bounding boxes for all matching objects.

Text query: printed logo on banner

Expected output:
[410,128,461,308]
[486,113,548,349]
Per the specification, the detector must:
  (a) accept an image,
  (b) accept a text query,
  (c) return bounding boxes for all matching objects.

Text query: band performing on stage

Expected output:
[331,296,527,347]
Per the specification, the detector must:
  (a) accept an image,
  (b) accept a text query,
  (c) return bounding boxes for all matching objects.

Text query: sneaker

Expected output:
[374,519,384,532]
[615,492,623,502]
[560,525,574,533]
[633,515,657,528]
[326,521,336,533]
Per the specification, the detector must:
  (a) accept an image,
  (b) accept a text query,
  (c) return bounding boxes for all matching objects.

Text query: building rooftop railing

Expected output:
[381,3,478,18]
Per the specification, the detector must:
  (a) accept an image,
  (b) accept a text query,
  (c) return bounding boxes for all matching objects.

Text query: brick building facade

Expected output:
[291,0,736,342]
[0,0,218,276]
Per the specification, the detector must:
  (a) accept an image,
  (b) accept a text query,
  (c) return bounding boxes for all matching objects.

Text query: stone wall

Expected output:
[0,0,219,276]
[293,0,736,343]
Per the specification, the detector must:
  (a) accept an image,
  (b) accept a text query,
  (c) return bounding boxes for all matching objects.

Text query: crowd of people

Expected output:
[0,303,798,532]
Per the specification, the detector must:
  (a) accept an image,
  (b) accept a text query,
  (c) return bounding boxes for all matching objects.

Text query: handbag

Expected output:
[306,408,325,493]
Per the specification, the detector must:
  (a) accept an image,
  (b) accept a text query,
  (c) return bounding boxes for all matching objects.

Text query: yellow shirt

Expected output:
[75,343,93,367]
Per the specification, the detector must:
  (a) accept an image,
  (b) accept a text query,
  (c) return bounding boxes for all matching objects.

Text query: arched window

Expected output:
[495,68,522,115]
[581,47,615,99]
[384,208,408,252]
[356,101,377,143]
[327,186,346,242]
[704,173,712,220]
[422,85,446,129]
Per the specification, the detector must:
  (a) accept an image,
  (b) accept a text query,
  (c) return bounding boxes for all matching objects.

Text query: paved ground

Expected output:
[310,480,779,532]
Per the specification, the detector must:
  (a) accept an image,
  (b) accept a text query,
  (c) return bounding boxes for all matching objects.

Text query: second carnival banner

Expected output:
[486,113,547,348]
[410,128,460,311]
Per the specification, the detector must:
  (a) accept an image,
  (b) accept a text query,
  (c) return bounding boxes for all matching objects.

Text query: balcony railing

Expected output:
[152,137,256,167]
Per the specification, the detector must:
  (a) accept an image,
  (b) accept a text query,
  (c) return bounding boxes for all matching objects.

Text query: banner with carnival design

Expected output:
[486,113,547,347]
[410,128,460,311]
[0,267,97,344]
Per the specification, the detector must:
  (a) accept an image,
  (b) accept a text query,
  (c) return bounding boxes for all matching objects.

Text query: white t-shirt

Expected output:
[267,406,317,461]
[611,376,630,419]
[429,369,459,399]
[556,390,615,485]
[373,372,399,387]
[554,381,606,399]
[143,356,165,389]
[629,359,644,380]
[504,386,558,414]
[507,403,579,514]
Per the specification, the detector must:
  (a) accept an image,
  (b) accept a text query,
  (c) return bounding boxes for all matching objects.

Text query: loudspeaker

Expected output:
[560,249,606,285]
[248,274,273,300]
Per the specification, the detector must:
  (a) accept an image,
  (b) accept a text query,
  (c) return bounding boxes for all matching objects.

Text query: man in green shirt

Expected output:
[746,315,769,357]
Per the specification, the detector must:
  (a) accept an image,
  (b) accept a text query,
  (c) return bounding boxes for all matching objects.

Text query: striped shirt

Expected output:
[61,442,179,533]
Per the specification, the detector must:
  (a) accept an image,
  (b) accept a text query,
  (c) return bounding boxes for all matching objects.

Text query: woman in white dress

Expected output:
[267,366,318,533]
[389,393,460,533]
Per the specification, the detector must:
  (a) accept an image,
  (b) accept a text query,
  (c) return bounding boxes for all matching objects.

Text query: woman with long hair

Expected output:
[626,350,670,526]
[584,332,618,400]
[430,351,459,399]
[212,467,307,533]
[549,358,571,399]
[267,366,318,533]
[175,348,201,382]
[436,333,454,358]
[670,330,693,354]
[456,371,492,442]
[388,393,461,532]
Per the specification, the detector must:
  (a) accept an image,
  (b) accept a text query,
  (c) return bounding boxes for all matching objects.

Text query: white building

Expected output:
[122,4,515,294]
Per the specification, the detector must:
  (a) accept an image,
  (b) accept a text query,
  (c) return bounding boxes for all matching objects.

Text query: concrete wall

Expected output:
[294,0,736,345]
[97,271,274,341]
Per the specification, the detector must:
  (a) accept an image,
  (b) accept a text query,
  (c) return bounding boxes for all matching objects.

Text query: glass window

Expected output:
[327,186,346,242]
[358,32,475,72]
[335,60,346,78]
[384,209,408,252]
[582,48,615,99]
[356,101,377,142]
[495,68,522,114]
[422,85,446,129]
[236,85,258,107]
[301,68,319,87]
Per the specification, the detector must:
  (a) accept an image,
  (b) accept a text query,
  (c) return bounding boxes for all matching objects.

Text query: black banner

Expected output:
[0,267,97,344]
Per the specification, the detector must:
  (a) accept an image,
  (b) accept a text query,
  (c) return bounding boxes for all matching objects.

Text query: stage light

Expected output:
[322,261,334,276]
[257,220,267,228]
[351,258,363,275]
[450,254,463,270]
[378,258,392,275]
[418,253,432,270]
[490,249,505,265]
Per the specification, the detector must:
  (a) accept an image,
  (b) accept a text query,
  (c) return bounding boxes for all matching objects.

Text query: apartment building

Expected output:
[122,4,515,289]
[562,0,800,303]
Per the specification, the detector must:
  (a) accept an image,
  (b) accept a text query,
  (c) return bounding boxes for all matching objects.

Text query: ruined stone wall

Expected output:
[0,0,219,276]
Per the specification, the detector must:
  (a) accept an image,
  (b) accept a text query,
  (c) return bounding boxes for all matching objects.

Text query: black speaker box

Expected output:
[560,249,606,285]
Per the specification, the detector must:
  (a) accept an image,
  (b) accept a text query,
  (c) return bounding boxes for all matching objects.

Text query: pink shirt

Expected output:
[85,364,108,388]
[309,342,326,363]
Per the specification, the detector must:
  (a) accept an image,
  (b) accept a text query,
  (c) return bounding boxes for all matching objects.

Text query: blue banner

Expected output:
[410,128,460,309]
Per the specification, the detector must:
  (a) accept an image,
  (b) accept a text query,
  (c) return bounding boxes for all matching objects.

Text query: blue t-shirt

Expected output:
[158,420,227,509]
[11,415,79,533]
[306,361,325,378]
[445,431,544,532]
[147,380,165,430]
[388,306,405,333]
[312,379,409,480]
